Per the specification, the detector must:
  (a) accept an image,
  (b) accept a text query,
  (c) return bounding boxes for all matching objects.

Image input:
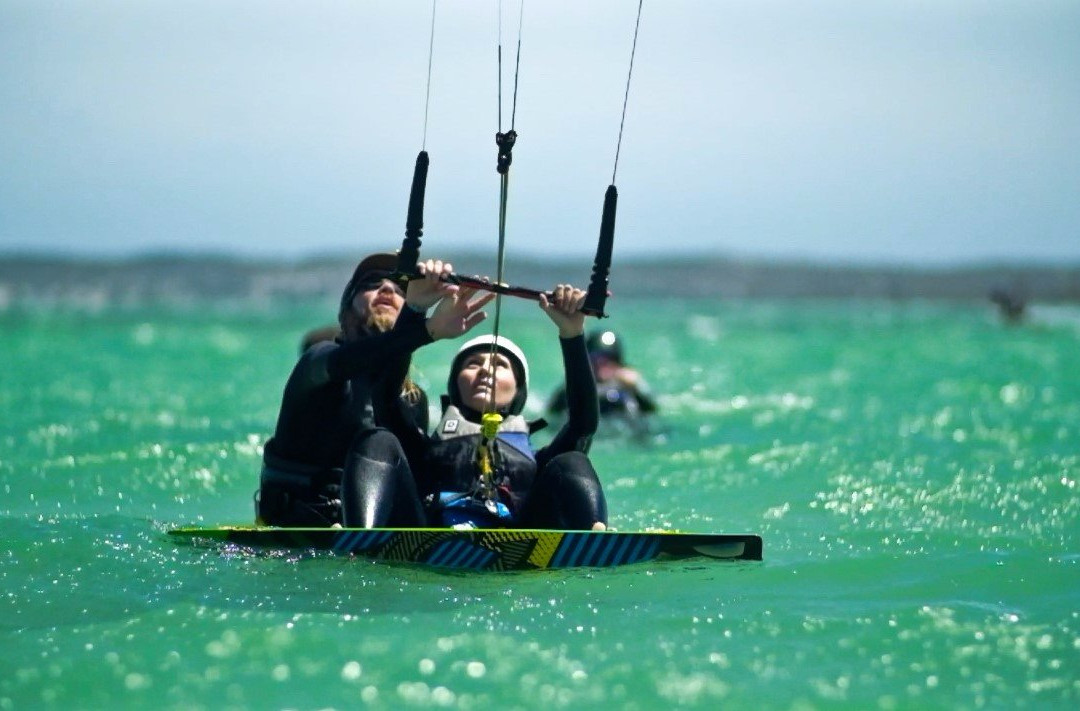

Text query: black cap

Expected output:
[586,330,624,364]
[338,252,402,320]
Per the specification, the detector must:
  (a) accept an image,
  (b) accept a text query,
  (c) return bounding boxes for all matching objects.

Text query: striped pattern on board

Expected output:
[549,532,661,568]
[168,526,763,570]
[331,529,395,554]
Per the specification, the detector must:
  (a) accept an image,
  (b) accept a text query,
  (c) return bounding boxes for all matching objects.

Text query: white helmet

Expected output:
[448,334,530,415]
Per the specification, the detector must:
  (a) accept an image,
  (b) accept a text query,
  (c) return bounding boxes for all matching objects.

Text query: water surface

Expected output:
[2,297,1077,709]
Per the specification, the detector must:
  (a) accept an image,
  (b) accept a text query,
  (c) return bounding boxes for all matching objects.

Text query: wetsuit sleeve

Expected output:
[322,309,432,383]
[536,334,598,468]
[372,304,434,462]
[395,302,430,332]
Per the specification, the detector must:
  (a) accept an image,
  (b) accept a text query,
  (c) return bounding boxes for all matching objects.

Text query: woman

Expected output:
[356,284,608,531]
[256,253,493,527]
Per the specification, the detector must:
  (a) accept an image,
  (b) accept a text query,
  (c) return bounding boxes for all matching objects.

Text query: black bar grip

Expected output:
[397,150,429,275]
[583,184,617,317]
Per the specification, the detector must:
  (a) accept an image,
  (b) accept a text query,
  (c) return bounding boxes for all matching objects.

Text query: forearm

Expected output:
[325,310,433,381]
[543,335,598,455]
[562,335,599,432]
[373,307,434,447]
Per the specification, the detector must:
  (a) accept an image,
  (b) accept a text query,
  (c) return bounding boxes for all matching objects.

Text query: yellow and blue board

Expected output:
[168,526,762,571]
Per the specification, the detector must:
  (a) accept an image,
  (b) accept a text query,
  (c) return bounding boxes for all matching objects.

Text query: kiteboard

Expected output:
[168,526,762,571]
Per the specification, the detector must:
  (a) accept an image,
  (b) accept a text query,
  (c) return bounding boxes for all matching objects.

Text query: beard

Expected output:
[367,311,396,333]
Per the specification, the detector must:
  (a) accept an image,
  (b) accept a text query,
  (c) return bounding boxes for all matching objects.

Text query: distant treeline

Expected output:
[1,252,1078,307]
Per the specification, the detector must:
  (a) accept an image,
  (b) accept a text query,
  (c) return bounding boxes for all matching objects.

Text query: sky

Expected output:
[2,0,1078,265]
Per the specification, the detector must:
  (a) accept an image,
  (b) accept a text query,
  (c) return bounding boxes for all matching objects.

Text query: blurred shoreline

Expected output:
[1,251,1077,308]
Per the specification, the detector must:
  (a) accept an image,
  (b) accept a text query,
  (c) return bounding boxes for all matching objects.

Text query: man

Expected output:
[255,253,493,526]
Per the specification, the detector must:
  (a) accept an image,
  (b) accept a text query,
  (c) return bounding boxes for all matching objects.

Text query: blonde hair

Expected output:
[400,378,423,403]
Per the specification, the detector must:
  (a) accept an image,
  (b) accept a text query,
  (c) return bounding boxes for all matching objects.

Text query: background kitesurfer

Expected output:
[255,253,494,527]
[989,287,1027,325]
[548,329,657,426]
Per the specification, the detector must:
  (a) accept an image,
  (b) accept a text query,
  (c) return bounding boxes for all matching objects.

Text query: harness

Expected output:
[427,405,536,528]
[434,405,534,460]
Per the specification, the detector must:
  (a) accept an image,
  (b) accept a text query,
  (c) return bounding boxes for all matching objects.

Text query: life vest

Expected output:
[425,405,537,512]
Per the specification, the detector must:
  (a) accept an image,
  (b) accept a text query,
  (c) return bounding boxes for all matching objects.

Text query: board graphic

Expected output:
[169,526,763,571]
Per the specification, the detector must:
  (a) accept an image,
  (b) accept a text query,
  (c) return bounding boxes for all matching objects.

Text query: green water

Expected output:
[2,297,1078,709]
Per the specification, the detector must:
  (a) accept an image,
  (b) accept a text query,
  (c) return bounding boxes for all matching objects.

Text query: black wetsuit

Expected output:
[548,379,658,419]
[352,334,607,530]
[255,306,432,526]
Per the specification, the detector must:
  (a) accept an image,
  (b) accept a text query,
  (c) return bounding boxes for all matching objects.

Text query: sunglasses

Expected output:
[347,270,405,300]
[357,277,404,293]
